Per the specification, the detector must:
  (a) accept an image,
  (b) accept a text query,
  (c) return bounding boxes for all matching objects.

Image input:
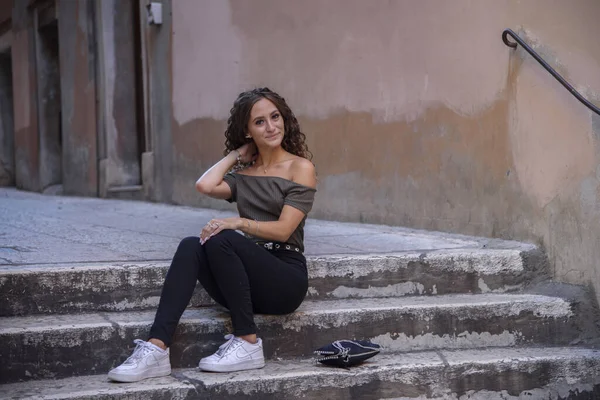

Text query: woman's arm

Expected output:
[195,152,237,200]
[242,207,306,242]
[195,143,255,199]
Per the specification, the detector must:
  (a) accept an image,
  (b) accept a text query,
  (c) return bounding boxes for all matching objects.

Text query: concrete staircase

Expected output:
[1,240,600,399]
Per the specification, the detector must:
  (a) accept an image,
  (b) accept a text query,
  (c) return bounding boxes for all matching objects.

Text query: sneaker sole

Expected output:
[198,358,266,373]
[108,364,172,383]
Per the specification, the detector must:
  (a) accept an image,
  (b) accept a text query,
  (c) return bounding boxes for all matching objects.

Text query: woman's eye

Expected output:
[272,113,280,120]
[255,120,264,125]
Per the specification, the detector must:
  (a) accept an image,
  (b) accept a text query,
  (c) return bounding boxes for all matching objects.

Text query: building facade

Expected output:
[2,0,600,303]
[0,0,164,200]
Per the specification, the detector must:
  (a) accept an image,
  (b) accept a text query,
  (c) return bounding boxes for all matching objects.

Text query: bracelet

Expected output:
[233,149,241,163]
[245,219,251,231]
[255,220,259,236]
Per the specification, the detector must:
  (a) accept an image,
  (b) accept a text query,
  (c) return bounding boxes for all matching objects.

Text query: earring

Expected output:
[245,135,251,139]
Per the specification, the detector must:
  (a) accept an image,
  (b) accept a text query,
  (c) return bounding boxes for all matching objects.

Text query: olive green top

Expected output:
[223,173,316,252]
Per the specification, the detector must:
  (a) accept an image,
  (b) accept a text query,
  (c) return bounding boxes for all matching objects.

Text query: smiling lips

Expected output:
[265,133,281,140]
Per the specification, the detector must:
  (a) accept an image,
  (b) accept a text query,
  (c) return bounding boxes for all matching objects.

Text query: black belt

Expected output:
[255,241,301,253]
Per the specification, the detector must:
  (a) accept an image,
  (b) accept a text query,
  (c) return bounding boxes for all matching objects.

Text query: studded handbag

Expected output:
[314,339,381,367]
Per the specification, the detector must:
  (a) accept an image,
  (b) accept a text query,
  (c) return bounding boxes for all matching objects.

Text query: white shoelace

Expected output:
[215,334,242,357]
[123,339,155,365]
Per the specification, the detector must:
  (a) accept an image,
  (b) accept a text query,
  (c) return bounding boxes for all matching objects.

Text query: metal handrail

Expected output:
[502,28,600,116]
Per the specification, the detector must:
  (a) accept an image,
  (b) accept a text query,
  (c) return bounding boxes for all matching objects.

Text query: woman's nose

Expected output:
[265,120,275,131]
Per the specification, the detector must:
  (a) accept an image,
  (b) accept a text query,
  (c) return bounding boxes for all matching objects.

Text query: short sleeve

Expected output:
[222,173,237,203]
[284,184,316,215]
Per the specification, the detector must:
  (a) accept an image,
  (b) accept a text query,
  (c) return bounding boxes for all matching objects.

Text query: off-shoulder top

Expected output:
[222,173,316,252]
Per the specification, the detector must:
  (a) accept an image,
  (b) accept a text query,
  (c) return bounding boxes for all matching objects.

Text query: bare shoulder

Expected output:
[290,157,316,188]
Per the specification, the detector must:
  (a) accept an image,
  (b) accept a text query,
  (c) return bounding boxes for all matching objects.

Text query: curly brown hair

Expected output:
[223,87,312,160]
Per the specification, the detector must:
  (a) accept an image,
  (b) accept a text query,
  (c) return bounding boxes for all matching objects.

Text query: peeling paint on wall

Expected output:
[166,0,600,305]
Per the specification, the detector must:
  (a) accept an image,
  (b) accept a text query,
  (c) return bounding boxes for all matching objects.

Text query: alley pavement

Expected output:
[0,187,517,268]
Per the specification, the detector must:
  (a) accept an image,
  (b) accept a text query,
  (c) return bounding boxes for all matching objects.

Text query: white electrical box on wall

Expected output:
[147,2,163,25]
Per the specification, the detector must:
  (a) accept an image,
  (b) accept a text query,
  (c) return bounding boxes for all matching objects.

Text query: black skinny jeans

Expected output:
[149,230,308,347]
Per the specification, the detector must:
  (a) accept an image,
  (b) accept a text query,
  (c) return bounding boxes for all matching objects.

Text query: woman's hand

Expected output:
[200,217,242,245]
[236,142,257,163]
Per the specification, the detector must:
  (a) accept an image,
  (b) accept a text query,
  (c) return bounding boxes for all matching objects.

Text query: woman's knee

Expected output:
[176,236,202,256]
[164,236,205,278]
[203,229,240,251]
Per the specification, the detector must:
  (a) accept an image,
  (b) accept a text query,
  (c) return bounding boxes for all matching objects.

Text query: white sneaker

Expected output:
[198,334,265,372]
[108,339,171,382]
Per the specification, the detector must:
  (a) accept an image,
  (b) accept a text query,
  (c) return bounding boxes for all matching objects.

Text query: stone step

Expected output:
[0,293,581,383]
[0,246,547,316]
[1,347,599,399]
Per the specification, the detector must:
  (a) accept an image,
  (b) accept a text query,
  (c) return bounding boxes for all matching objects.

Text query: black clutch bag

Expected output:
[314,340,381,367]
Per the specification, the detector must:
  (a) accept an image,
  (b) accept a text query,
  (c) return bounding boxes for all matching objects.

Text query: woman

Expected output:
[108,87,317,382]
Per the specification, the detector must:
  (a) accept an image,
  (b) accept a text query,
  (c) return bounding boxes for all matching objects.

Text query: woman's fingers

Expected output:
[200,222,211,244]
[200,219,224,244]
[209,225,225,238]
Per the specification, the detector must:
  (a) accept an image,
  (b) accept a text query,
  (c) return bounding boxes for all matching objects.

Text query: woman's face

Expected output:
[246,98,284,149]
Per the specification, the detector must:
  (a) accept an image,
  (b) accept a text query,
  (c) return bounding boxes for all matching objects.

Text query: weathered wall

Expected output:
[11,0,40,191]
[58,0,97,196]
[96,0,141,193]
[170,1,600,298]
[144,0,173,203]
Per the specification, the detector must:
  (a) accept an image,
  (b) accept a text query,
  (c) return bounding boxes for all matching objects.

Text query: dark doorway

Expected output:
[36,5,62,192]
[0,49,14,186]
[133,0,147,166]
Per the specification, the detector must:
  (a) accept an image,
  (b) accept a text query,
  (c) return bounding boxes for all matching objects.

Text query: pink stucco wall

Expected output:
[170,0,600,300]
